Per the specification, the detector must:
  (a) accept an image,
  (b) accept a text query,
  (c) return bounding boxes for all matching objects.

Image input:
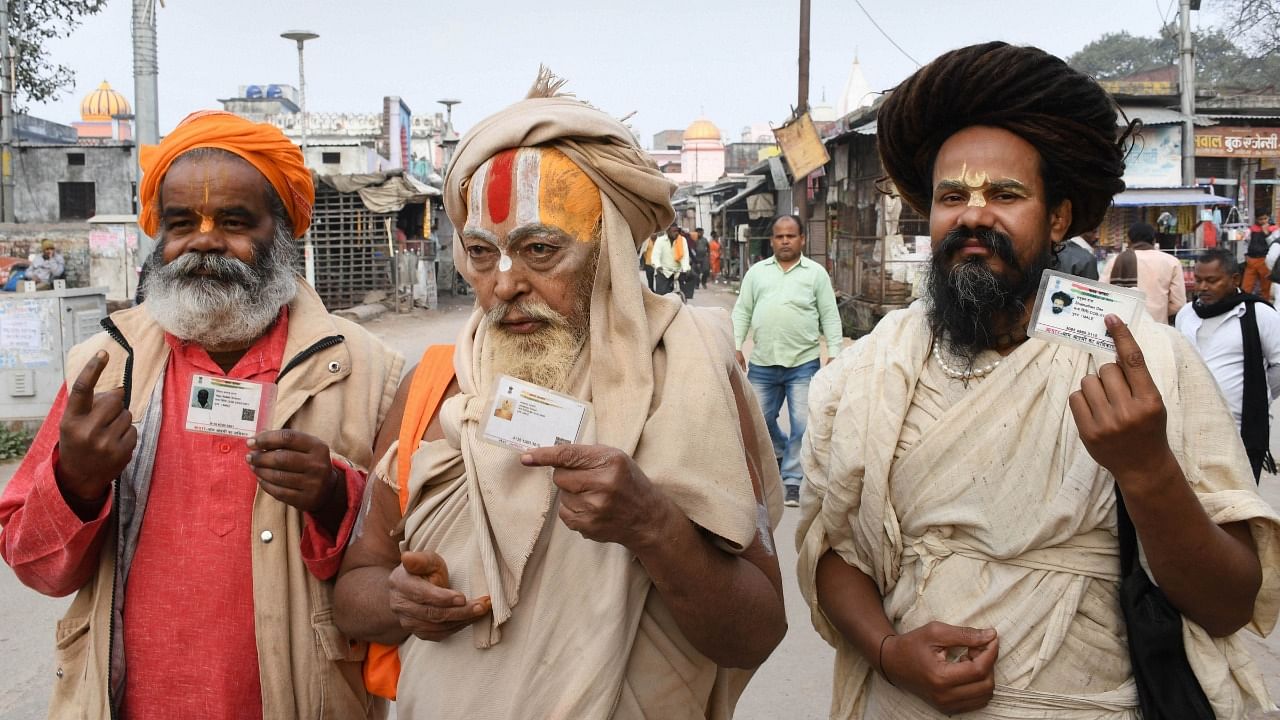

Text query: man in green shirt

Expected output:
[733,214,843,506]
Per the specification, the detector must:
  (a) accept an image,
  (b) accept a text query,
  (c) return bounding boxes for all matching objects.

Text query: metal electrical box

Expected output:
[0,287,109,422]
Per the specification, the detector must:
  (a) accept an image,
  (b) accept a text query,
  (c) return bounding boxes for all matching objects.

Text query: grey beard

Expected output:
[482,298,588,393]
[141,228,298,349]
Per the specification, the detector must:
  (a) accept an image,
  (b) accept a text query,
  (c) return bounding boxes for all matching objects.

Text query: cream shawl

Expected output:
[382,94,780,719]
[797,301,1280,719]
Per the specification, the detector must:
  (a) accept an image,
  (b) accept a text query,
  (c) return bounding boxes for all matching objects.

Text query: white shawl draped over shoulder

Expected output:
[797,301,1280,719]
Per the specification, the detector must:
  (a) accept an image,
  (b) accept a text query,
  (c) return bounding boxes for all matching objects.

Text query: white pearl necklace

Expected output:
[932,343,1000,380]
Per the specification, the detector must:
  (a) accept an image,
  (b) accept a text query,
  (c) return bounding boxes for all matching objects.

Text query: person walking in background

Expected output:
[1176,248,1280,481]
[639,232,658,292]
[1102,221,1186,323]
[652,224,691,297]
[709,231,723,282]
[733,214,842,508]
[1052,229,1099,280]
[693,227,711,289]
[678,228,699,300]
[1242,213,1278,302]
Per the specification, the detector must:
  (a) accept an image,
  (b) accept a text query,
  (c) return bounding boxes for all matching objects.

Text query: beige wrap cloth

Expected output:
[797,302,1280,719]
[379,95,782,719]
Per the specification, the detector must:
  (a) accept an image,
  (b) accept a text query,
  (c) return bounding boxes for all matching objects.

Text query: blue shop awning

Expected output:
[1111,188,1233,207]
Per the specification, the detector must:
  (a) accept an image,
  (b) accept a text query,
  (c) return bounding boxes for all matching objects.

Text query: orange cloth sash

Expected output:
[363,344,456,700]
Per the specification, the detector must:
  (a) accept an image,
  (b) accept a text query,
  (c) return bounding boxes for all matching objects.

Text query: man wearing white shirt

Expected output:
[652,224,691,296]
[1176,248,1280,481]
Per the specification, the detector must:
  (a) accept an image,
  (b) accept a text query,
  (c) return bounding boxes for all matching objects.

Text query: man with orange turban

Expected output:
[0,110,401,720]
[334,72,786,718]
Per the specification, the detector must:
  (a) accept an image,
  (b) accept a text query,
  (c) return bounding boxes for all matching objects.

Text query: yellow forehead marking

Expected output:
[537,149,601,243]
[198,214,214,233]
[941,163,1003,208]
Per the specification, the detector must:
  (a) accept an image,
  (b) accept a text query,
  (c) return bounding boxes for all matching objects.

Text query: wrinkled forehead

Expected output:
[463,146,602,244]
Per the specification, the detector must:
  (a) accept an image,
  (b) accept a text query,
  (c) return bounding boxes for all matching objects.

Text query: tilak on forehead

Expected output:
[463,146,603,269]
[937,162,1028,209]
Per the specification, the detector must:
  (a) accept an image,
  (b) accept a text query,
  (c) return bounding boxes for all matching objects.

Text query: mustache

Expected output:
[158,250,261,287]
[937,227,1020,268]
[485,299,566,327]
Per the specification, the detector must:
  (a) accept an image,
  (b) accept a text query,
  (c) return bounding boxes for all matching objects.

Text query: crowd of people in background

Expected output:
[638,224,730,300]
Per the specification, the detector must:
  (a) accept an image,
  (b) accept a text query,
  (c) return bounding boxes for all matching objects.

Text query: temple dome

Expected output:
[80,81,131,121]
[683,118,722,142]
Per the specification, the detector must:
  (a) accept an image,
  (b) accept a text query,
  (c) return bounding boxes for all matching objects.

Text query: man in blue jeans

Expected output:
[733,215,843,506]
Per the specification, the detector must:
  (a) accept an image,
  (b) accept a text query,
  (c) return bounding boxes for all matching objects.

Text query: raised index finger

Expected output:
[67,351,109,416]
[1104,315,1159,399]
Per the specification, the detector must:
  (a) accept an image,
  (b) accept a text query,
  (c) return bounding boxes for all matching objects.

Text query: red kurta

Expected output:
[0,310,363,720]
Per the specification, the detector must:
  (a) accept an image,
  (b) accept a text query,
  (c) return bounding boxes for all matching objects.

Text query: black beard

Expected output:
[925,227,1052,364]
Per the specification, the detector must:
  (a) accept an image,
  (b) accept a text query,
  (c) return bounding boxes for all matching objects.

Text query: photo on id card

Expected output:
[479,375,589,453]
[1027,270,1146,357]
[184,375,276,438]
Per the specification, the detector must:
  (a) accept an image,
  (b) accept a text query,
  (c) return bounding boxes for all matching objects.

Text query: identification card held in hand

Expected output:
[184,375,276,438]
[480,375,588,452]
[1027,270,1146,357]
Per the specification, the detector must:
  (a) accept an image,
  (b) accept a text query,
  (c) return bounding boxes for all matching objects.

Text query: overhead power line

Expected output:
[854,0,921,67]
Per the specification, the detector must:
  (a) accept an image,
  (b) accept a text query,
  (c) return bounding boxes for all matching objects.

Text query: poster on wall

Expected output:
[1123,125,1182,187]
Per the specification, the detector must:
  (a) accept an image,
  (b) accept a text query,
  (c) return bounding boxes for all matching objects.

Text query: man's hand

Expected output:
[246,429,343,517]
[389,550,491,642]
[881,622,999,714]
[521,444,673,550]
[1069,314,1175,481]
[57,351,136,504]
[735,350,747,371]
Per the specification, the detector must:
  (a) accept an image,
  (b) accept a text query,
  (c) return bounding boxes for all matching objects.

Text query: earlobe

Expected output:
[1050,199,1073,242]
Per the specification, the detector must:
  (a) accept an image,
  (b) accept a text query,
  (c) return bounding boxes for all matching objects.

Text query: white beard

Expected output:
[142,233,298,349]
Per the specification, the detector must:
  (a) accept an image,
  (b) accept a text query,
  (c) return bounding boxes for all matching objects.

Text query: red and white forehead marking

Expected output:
[464,146,602,248]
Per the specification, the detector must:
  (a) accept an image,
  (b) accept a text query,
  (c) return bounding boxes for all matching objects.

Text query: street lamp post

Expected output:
[437,98,461,169]
[281,31,319,152]
[282,31,318,287]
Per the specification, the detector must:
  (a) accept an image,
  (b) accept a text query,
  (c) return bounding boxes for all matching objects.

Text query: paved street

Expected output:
[0,282,1277,718]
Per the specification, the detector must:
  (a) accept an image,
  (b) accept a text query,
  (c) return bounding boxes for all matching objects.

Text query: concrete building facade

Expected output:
[11,145,135,224]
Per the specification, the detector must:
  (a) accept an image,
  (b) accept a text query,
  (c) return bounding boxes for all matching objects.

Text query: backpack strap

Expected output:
[395,345,456,513]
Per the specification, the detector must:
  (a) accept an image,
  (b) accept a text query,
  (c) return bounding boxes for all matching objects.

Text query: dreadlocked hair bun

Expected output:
[877,41,1134,238]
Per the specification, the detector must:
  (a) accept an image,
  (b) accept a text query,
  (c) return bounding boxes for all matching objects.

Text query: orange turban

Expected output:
[138,110,314,238]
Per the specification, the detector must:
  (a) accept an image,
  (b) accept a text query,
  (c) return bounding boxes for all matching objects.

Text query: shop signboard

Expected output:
[773,112,829,181]
[1195,127,1280,158]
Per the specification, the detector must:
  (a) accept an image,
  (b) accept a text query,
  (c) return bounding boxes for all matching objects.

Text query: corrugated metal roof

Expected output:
[1200,114,1280,121]
[1112,187,1232,207]
[1118,106,1215,126]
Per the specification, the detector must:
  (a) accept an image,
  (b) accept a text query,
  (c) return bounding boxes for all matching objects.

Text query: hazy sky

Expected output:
[27,0,1224,147]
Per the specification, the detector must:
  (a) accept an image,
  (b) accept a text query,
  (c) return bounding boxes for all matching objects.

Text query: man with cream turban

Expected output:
[797,42,1280,719]
[335,73,786,719]
[0,110,401,719]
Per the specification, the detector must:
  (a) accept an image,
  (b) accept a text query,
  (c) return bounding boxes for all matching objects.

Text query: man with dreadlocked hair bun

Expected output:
[797,42,1280,718]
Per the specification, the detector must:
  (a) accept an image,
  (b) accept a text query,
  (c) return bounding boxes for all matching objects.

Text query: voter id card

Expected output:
[1027,270,1146,357]
[184,375,276,438]
[480,375,588,452]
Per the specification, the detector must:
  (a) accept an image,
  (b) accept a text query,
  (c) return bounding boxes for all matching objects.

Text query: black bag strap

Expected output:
[1115,483,1138,577]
